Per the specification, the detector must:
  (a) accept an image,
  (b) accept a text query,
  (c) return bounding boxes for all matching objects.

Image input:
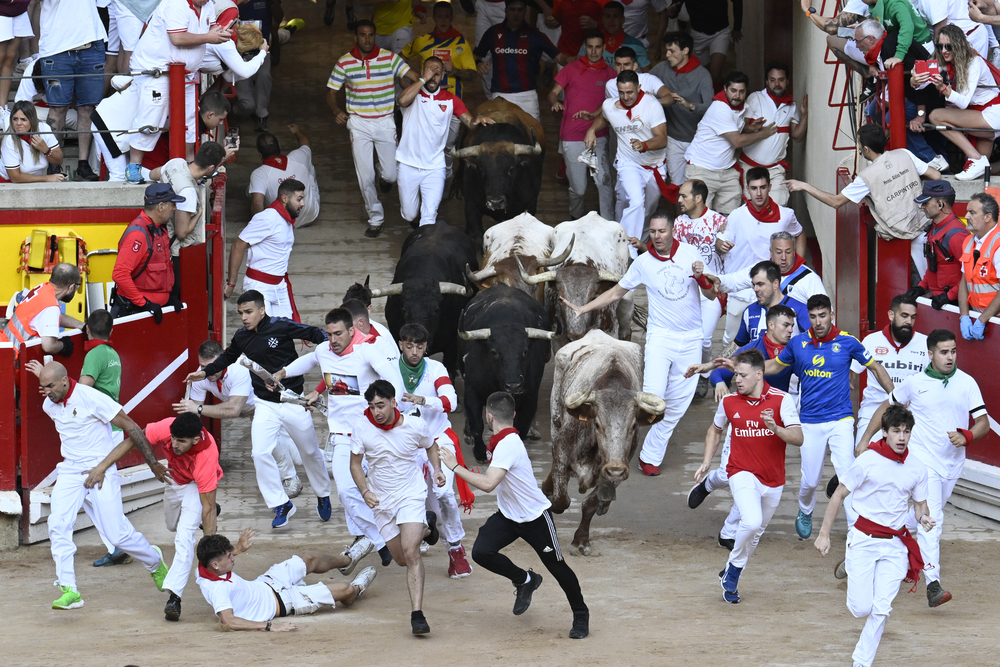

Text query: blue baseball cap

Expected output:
[914,180,955,204]
[144,183,186,205]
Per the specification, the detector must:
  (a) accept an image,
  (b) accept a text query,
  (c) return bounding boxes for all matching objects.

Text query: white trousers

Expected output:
[722,294,753,346]
[700,291,723,360]
[275,429,302,481]
[94,130,127,181]
[328,434,387,551]
[845,528,908,667]
[250,400,331,508]
[727,471,783,569]
[799,419,857,520]
[666,137,690,186]
[161,481,202,597]
[638,327,701,466]
[562,138,615,221]
[347,114,398,227]
[375,27,413,54]
[616,160,664,258]
[241,275,293,320]
[494,90,540,120]
[910,234,928,280]
[48,461,161,590]
[398,163,445,226]
[475,0,508,97]
[705,430,731,493]
[907,469,958,584]
[420,435,465,544]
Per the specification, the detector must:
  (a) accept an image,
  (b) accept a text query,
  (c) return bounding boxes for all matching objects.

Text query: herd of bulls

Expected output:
[344,212,668,554]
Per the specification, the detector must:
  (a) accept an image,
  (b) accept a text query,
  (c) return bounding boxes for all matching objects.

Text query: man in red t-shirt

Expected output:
[545,0,602,57]
[694,348,802,604]
[548,29,616,219]
[85,412,223,622]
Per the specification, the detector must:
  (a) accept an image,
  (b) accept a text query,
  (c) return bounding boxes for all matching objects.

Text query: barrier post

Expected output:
[886,63,907,150]
[169,63,186,160]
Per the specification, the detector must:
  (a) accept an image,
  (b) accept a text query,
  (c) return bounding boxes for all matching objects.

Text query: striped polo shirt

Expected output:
[327,46,410,119]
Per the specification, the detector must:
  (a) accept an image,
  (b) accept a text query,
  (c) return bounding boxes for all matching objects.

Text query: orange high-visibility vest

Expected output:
[962,224,1000,311]
[3,282,59,347]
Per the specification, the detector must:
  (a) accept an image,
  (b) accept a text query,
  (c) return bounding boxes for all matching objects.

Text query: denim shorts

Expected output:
[41,41,106,107]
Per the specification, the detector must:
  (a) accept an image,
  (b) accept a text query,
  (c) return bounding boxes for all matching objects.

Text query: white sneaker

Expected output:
[926,155,949,172]
[956,155,990,180]
[351,565,377,598]
[339,537,375,575]
[283,477,302,499]
[419,540,430,554]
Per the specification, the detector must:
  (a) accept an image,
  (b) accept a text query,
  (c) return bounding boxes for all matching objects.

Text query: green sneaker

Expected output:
[151,545,169,591]
[52,585,84,610]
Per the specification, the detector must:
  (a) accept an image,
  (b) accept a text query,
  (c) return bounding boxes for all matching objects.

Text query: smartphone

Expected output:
[225,127,239,149]
[914,60,939,77]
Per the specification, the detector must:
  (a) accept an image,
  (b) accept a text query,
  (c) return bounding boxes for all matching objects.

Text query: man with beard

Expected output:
[710,230,826,305]
[1,262,82,358]
[223,179,308,321]
[396,56,493,228]
[738,64,807,206]
[734,261,811,349]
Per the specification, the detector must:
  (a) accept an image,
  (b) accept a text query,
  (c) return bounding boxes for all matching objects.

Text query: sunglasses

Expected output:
[935,42,953,52]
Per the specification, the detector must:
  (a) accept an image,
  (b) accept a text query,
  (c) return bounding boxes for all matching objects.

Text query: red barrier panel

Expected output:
[169,63,187,160]
[0,346,15,491]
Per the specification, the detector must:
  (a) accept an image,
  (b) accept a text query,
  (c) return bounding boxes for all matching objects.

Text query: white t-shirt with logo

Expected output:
[397,89,469,171]
[191,362,256,408]
[490,431,551,523]
[685,99,746,170]
[39,0,107,57]
[605,73,665,99]
[42,382,122,465]
[602,91,666,167]
[741,90,800,167]
[717,204,803,301]
[851,330,928,425]
[239,207,295,276]
[132,0,210,72]
[351,413,433,509]
[248,146,320,228]
[842,449,928,530]
[618,242,704,332]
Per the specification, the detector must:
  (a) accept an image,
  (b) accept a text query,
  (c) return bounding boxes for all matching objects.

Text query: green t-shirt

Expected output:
[880,0,932,61]
[81,343,121,402]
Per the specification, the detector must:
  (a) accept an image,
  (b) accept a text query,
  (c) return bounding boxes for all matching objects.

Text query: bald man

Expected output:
[39,362,171,611]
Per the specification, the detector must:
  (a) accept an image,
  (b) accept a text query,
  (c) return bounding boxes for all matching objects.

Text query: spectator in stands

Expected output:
[685,71,775,216]
[1,262,81,357]
[739,64,807,206]
[237,0,282,132]
[861,0,933,62]
[138,91,234,171]
[545,0,602,60]
[15,57,78,130]
[665,0,742,89]
[91,77,141,182]
[925,0,992,58]
[917,26,1000,181]
[549,30,616,220]
[959,192,1000,340]
[1,101,64,183]
[249,125,320,227]
[38,0,107,182]
[907,181,968,310]
[108,0,144,75]
[584,2,648,69]
[801,0,869,37]
[201,23,269,86]
[650,32,713,187]
[0,3,32,119]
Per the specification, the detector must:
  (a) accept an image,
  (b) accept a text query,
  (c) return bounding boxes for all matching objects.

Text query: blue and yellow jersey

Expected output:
[401,29,476,98]
[776,330,874,423]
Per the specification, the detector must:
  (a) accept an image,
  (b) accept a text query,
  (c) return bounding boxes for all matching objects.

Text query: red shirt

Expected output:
[718,384,799,488]
[146,418,223,492]
[554,57,615,141]
[553,0,603,56]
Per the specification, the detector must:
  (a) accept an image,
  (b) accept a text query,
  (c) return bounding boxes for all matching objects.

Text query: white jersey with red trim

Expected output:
[851,329,928,425]
[602,91,667,167]
[397,88,469,171]
[397,357,457,438]
[132,0,211,72]
[741,90,800,167]
[238,207,294,276]
[190,362,256,408]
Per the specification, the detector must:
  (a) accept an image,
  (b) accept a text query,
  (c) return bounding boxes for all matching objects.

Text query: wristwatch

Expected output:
[806,6,817,15]
[197,404,204,415]
[917,109,925,117]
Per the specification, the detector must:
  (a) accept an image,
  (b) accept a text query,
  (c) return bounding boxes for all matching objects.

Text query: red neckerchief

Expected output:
[864,35,885,66]
[767,89,794,106]
[18,134,31,145]
[881,325,908,353]
[647,238,680,262]
[782,254,807,276]
[578,55,608,70]
[55,378,77,405]
[83,338,113,352]
[622,90,645,120]
[603,29,625,54]
[713,89,744,111]
[267,199,294,226]
[869,437,908,463]
[736,380,771,405]
[262,155,287,170]
[487,427,519,461]
[432,26,462,39]
[673,55,701,74]
[762,333,785,360]
[332,327,372,357]
[746,197,781,223]
[186,0,201,18]
[365,407,401,430]
[350,45,381,60]
[946,63,955,84]
[854,515,923,589]
[807,325,841,347]
[368,326,380,339]
[197,564,232,582]
[216,368,228,392]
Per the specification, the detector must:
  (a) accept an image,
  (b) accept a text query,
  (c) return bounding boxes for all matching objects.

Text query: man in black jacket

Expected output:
[185,290,333,530]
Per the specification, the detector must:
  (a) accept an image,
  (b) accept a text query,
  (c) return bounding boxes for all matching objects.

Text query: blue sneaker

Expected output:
[125,163,144,184]
[272,501,296,529]
[93,547,132,567]
[720,563,742,604]
[316,496,332,522]
[795,510,813,539]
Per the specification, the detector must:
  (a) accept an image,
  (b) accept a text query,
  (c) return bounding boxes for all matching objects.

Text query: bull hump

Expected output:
[473,98,546,145]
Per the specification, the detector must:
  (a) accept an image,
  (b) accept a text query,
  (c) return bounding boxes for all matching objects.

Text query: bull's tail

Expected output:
[631,304,648,330]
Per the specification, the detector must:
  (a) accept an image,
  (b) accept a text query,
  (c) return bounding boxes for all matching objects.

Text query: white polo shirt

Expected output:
[397,88,469,171]
[618,241,704,332]
[605,73,665,99]
[842,449,928,530]
[1,123,59,179]
[489,430,551,523]
[685,98,745,170]
[890,369,987,479]
[190,362,256,408]
[717,203,803,301]
[741,90,800,167]
[39,0,107,58]
[351,413,434,509]
[603,91,666,167]
[42,381,121,465]
[851,329,928,425]
[132,0,210,72]
[239,206,295,276]
[672,208,727,274]
[197,572,276,622]
[248,146,321,228]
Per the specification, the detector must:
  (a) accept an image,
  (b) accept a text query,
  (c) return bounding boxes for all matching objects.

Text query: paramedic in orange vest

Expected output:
[111,184,183,323]
[2,263,83,357]
[959,192,1000,340]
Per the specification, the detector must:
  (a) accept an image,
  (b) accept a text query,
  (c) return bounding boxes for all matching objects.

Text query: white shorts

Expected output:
[493,90,540,121]
[258,555,336,616]
[692,26,731,58]
[981,104,1000,132]
[0,11,32,41]
[109,1,144,54]
[373,495,427,543]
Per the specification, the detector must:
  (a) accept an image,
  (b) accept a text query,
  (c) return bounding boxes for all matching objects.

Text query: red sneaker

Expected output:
[557,159,567,181]
[448,545,473,579]
[639,461,660,476]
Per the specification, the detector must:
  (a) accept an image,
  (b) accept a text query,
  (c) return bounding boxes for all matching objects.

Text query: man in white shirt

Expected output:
[37,362,170,611]
[351,380,445,635]
[685,70,776,216]
[224,179,307,320]
[914,0,991,57]
[858,329,989,607]
[341,298,399,364]
[602,47,670,100]
[249,124,321,228]
[441,391,589,639]
[739,64,807,206]
[585,70,669,259]
[562,211,717,475]
[768,231,826,302]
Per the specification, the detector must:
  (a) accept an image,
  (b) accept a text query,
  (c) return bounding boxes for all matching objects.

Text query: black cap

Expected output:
[914,180,955,204]
[144,183,186,205]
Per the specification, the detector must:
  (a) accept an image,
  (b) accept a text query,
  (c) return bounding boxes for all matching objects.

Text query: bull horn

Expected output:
[634,392,667,415]
[565,390,596,410]
[515,256,557,285]
[597,270,623,283]
[369,283,403,298]
[466,263,497,283]
[451,145,481,159]
[512,141,542,156]
[458,328,491,340]
[439,282,472,296]
[525,327,557,339]
[536,234,575,267]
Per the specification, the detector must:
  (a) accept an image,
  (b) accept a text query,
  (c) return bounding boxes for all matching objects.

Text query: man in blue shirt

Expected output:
[763,295,895,539]
[734,261,811,348]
